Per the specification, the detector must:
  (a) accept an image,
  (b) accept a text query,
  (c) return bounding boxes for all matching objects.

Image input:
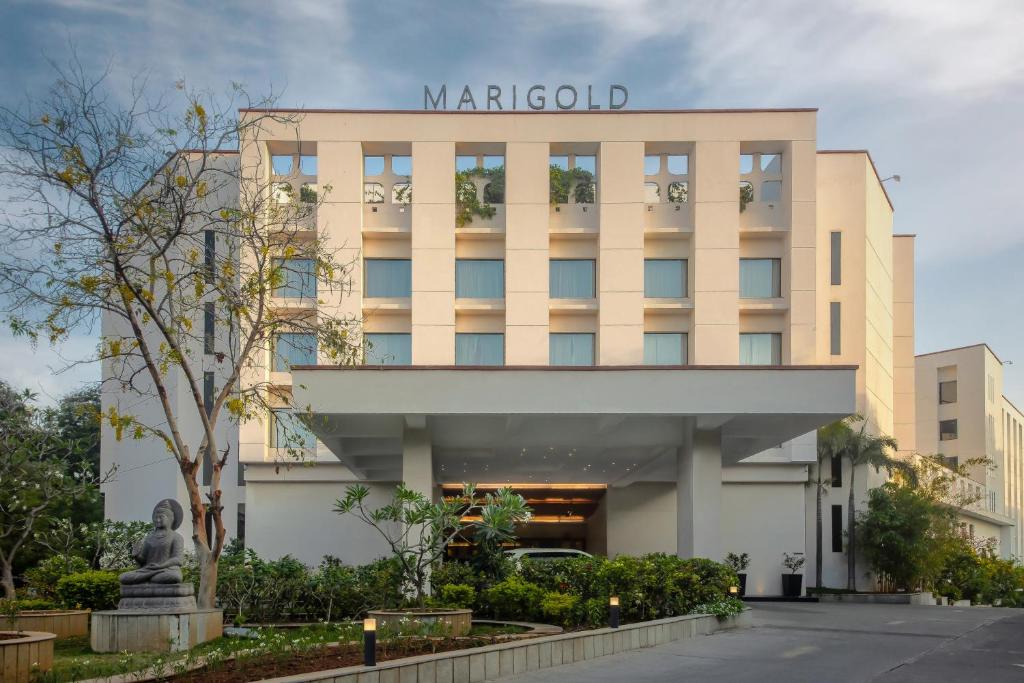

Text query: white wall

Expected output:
[723,481,806,596]
[605,483,676,557]
[245,478,395,566]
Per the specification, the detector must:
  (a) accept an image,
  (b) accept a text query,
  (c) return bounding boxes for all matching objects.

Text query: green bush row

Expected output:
[437,553,739,628]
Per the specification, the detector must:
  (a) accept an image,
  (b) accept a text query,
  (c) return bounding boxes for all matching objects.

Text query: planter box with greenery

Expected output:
[3,609,89,638]
[725,552,750,597]
[781,552,805,598]
[0,630,55,683]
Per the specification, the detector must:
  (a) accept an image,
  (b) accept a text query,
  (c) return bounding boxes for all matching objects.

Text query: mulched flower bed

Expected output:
[163,636,517,683]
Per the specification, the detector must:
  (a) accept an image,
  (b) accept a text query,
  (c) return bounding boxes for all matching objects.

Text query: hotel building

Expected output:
[915,344,1023,557]
[101,107,919,594]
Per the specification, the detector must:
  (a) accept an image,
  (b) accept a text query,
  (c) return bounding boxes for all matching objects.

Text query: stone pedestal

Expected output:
[118,583,196,610]
[90,608,223,653]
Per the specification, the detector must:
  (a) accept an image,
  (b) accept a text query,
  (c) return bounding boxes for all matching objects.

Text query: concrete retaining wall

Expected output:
[260,610,751,683]
[816,592,933,605]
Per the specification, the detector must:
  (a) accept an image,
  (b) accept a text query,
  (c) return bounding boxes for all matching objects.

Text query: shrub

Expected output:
[540,591,578,627]
[56,570,120,610]
[6,598,58,611]
[692,596,745,620]
[482,576,544,621]
[431,561,483,593]
[24,555,90,601]
[434,584,476,609]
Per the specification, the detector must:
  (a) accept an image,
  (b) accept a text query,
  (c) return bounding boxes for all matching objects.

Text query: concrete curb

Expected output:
[257,610,751,683]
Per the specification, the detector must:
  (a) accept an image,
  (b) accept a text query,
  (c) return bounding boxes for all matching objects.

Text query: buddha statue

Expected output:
[117,498,196,610]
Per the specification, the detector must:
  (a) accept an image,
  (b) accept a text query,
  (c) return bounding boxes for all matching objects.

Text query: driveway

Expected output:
[506,602,1024,682]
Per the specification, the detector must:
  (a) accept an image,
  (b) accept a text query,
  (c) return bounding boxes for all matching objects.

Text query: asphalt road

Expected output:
[506,602,1024,683]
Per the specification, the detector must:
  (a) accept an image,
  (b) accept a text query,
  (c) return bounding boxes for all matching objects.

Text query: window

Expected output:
[550,260,595,299]
[644,182,660,203]
[236,504,245,545]
[939,419,958,441]
[644,333,686,365]
[550,333,594,366]
[203,371,215,414]
[204,302,215,355]
[272,258,316,299]
[271,409,316,449]
[739,258,781,298]
[455,333,504,366]
[831,505,843,552]
[365,259,411,298]
[365,333,411,365]
[830,302,841,356]
[830,232,842,285]
[299,155,317,176]
[204,230,215,284]
[273,333,317,371]
[987,375,995,402]
[667,155,688,175]
[363,182,385,203]
[391,155,412,176]
[644,259,686,298]
[939,380,958,405]
[271,155,293,175]
[831,454,842,487]
[456,260,504,299]
[363,155,385,176]
[740,333,782,365]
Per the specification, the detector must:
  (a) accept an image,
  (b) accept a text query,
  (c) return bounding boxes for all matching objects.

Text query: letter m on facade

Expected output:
[424,85,447,110]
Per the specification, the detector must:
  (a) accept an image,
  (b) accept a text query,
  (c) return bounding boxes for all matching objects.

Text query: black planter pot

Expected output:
[737,573,748,597]
[781,573,803,597]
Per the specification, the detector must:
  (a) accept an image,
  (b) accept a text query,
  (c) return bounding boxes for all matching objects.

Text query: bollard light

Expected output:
[363,618,377,667]
[609,596,620,629]
[729,586,739,596]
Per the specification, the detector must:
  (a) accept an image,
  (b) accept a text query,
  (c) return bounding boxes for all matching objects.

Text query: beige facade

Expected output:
[915,344,1020,556]
[103,107,912,595]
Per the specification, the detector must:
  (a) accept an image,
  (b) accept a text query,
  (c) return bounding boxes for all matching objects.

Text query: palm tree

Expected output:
[843,421,906,591]
[815,420,852,589]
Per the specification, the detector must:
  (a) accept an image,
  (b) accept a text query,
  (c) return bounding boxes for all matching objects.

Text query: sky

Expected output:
[0,0,1021,403]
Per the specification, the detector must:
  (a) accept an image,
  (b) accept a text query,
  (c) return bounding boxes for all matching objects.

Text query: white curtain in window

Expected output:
[550,333,595,366]
[273,258,316,298]
[272,410,316,449]
[456,260,504,299]
[644,260,686,298]
[550,260,595,299]
[644,333,685,365]
[456,334,504,365]
[365,259,411,298]
[273,333,317,371]
[739,259,780,298]
[740,333,781,365]
[365,333,412,365]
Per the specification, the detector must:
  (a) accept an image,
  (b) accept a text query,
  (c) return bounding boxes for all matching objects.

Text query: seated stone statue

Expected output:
[120,498,186,585]
[117,499,195,610]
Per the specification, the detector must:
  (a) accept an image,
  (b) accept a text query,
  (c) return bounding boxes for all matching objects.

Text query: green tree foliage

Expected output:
[549,165,596,204]
[455,166,504,227]
[334,483,531,606]
[0,382,103,598]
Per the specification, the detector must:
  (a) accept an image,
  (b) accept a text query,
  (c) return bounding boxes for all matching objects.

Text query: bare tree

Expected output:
[0,59,361,607]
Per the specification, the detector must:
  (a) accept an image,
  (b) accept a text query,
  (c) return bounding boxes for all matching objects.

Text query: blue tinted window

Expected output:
[550,333,594,366]
[644,260,686,298]
[365,259,411,298]
[550,260,595,299]
[365,333,411,365]
[273,258,316,299]
[739,259,781,298]
[644,333,685,365]
[740,333,782,365]
[456,260,504,299]
[273,333,317,371]
[455,334,504,366]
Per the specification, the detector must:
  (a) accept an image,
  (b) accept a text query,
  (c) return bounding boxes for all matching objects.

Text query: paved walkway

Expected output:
[506,602,1024,682]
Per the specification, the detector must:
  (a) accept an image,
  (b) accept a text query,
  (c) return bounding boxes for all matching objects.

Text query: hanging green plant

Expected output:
[455,165,504,227]
[739,182,754,212]
[549,165,596,205]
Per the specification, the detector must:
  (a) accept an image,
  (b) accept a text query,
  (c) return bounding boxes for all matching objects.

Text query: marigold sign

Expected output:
[424,84,628,111]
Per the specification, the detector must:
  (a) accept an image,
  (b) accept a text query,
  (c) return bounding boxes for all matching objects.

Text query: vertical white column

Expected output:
[677,428,723,559]
[402,417,434,500]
